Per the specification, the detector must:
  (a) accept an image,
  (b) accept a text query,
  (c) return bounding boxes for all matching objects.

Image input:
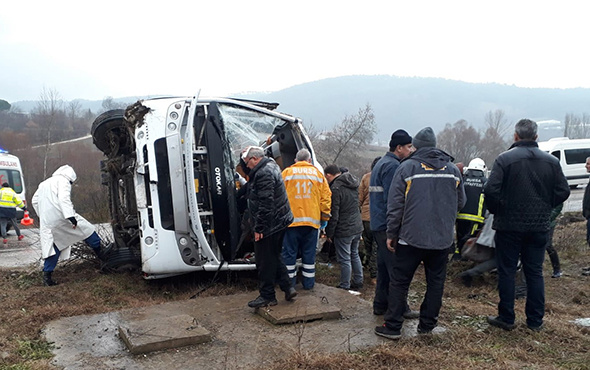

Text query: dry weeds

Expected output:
[1,217,589,369]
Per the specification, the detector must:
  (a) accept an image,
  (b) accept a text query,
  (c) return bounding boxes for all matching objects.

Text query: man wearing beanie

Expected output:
[375,127,465,339]
[369,129,418,319]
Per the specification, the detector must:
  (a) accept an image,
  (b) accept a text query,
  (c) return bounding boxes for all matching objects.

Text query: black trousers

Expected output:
[545,226,561,272]
[384,244,448,331]
[361,221,377,278]
[373,230,395,312]
[495,230,547,328]
[254,229,291,300]
[456,219,482,253]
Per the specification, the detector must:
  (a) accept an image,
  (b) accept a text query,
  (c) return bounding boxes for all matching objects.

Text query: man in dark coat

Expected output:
[369,129,417,317]
[484,119,570,331]
[375,127,465,340]
[324,165,364,290]
[243,146,297,308]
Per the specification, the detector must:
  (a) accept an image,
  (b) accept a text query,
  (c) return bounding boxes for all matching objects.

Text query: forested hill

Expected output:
[8,75,590,141]
[240,75,590,140]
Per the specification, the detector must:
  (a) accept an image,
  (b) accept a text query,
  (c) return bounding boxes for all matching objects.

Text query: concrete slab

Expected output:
[42,283,446,370]
[256,290,341,324]
[119,314,211,354]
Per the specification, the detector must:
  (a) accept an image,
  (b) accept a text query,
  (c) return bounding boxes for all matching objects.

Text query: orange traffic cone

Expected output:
[21,211,33,226]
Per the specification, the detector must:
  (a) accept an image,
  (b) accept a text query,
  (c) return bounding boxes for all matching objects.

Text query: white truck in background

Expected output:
[538,137,590,188]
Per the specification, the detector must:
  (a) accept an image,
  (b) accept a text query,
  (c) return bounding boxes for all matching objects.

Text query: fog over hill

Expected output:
[242,75,590,142]
[11,75,590,142]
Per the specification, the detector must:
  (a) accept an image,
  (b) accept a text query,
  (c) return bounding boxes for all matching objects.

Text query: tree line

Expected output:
[2,88,590,223]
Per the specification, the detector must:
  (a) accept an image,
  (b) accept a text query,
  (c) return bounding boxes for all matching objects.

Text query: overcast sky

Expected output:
[1,0,589,103]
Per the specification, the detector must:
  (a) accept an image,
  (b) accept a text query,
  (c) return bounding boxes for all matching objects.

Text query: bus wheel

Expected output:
[91,109,133,158]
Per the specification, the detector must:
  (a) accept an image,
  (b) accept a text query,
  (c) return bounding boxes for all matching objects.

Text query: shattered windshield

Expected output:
[218,104,288,163]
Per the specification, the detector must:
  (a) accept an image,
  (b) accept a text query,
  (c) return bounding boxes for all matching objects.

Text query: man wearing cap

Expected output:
[369,129,417,317]
[375,127,465,339]
[242,146,298,308]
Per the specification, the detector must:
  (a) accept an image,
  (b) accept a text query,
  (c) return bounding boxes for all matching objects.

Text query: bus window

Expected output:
[550,151,560,161]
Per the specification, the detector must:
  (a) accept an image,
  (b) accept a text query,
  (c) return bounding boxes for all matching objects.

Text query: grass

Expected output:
[0,216,589,369]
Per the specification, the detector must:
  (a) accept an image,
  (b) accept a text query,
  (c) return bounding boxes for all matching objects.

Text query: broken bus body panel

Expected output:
[92,96,315,279]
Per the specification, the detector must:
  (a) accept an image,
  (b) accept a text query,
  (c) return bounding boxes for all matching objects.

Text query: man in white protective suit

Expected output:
[32,165,111,286]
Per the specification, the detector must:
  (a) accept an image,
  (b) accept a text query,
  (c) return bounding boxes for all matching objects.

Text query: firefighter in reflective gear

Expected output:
[455,158,487,259]
[0,182,27,244]
[281,149,332,289]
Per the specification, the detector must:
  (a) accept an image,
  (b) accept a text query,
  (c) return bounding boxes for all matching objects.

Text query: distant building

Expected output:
[537,120,564,141]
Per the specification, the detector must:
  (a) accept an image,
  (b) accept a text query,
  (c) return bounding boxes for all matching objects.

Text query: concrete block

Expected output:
[118,314,210,354]
[257,293,341,324]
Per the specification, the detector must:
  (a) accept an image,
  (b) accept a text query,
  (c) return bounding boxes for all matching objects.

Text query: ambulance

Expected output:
[0,149,27,220]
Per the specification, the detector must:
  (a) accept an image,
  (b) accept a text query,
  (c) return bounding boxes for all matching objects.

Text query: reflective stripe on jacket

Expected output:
[0,187,25,209]
[456,170,486,223]
[386,147,466,250]
[369,152,401,231]
[282,161,332,229]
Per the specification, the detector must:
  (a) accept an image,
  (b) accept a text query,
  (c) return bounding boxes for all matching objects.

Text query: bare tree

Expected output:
[484,109,511,138]
[564,113,590,139]
[33,87,64,178]
[436,119,481,164]
[479,109,511,166]
[101,96,128,113]
[312,103,377,177]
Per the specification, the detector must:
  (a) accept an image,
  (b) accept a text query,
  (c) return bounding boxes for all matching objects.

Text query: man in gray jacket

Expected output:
[375,127,465,340]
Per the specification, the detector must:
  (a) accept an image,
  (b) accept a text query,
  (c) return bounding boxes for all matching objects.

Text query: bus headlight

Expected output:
[168,122,177,131]
[179,237,188,246]
[145,236,154,245]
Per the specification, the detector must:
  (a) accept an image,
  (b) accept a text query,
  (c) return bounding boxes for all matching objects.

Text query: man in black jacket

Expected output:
[484,119,570,331]
[324,165,364,290]
[243,146,297,308]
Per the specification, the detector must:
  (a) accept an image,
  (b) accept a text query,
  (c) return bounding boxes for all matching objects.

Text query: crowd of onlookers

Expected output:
[242,118,580,339]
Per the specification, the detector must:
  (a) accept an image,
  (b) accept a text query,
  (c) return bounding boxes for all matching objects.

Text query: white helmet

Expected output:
[467,158,486,172]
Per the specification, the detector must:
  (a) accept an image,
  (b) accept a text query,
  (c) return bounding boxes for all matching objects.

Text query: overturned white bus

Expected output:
[92,95,317,279]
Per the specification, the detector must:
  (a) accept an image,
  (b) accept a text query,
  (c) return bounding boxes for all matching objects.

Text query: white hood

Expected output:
[52,165,77,183]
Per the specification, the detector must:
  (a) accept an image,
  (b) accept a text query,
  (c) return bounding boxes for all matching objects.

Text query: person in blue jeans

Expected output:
[484,119,570,331]
[324,165,364,290]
